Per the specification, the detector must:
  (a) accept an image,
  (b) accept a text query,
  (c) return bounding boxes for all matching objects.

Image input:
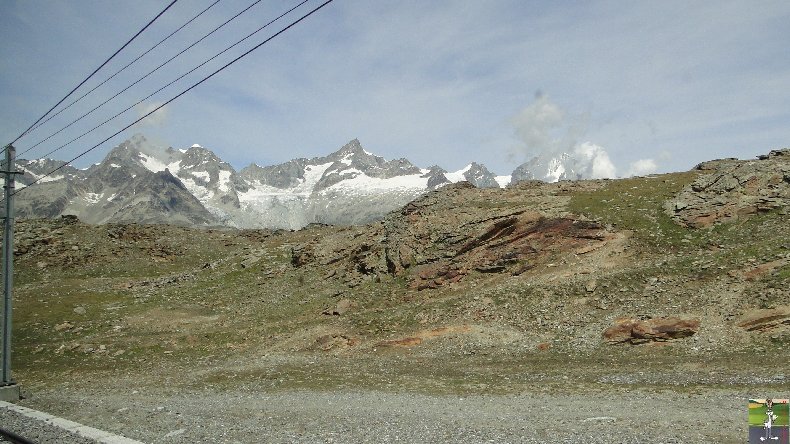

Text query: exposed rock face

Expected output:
[14,139,218,226]
[459,162,500,188]
[290,181,615,290]
[421,166,450,189]
[602,317,700,344]
[667,148,790,228]
[737,306,790,332]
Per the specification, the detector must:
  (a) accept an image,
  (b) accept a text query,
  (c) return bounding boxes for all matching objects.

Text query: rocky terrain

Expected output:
[3,148,788,442]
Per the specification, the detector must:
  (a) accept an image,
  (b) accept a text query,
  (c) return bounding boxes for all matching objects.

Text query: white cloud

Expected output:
[3,1,790,173]
[574,142,617,179]
[510,94,587,159]
[510,96,616,179]
[133,102,168,128]
[626,158,658,177]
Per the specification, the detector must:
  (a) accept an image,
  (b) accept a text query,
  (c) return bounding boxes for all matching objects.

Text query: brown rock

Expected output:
[54,321,74,331]
[743,259,789,281]
[736,306,790,332]
[322,298,355,316]
[603,317,700,344]
[315,334,359,351]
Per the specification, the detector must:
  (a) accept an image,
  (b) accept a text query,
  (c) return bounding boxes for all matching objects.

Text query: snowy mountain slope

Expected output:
[14,134,604,229]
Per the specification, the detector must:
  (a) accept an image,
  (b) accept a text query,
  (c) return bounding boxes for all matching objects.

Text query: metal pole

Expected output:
[2,144,15,385]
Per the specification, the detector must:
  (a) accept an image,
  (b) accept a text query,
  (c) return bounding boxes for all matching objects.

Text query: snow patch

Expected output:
[445,164,472,183]
[495,175,511,188]
[84,193,102,204]
[138,152,167,173]
[339,153,353,166]
[22,169,64,183]
[324,172,428,194]
[239,162,333,202]
[545,158,565,182]
[167,160,182,175]
[191,144,202,148]
[180,177,214,201]
[191,171,210,182]
[217,170,232,193]
[38,175,64,183]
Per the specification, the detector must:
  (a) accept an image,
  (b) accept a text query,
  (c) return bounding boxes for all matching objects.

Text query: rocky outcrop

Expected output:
[667,148,789,228]
[736,306,790,332]
[290,181,614,290]
[602,317,700,344]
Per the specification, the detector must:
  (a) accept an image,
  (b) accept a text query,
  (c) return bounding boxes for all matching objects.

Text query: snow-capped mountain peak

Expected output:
[15,136,509,230]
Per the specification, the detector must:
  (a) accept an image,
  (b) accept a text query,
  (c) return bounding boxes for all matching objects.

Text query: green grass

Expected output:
[568,172,699,248]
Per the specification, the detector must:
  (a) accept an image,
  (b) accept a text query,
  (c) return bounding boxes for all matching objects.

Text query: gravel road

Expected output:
[3,387,765,443]
[0,408,96,443]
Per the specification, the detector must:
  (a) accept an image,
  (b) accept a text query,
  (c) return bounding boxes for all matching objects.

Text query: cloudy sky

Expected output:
[1,0,789,177]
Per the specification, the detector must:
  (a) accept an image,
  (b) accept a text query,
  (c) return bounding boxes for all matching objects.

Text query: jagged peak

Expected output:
[424,165,448,174]
[467,162,492,173]
[331,139,372,158]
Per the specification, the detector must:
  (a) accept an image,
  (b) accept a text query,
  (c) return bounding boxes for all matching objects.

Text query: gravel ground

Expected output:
[5,387,766,443]
[0,408,96,443]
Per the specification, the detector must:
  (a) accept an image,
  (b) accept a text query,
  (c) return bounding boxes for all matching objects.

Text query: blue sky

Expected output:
[1,0,789,176]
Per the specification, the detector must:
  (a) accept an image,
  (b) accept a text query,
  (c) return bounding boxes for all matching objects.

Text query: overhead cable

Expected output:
[8,0,179,146]
[18,0,263,159]
[27,0,223,138]
[28,0,311,162]
[12,0,335,197]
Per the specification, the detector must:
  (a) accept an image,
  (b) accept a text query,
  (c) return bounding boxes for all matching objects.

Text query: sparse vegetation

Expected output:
[2,150,787,441]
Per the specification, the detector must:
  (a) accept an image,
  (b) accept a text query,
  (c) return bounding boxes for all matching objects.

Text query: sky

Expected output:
[1,0,789,177]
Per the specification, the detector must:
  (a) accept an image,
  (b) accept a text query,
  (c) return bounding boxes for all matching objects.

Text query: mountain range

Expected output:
[11,135,603,229]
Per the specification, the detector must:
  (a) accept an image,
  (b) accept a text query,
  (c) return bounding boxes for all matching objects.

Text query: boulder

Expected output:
[603,317,700,344]
[322,298,355,316]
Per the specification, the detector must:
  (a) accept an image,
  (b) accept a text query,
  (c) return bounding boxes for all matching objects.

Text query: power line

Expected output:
[8,0,180,146]
[18,0,261,160]
[12,0,335,198]
[26,0,223,138]
[26,0,311,163]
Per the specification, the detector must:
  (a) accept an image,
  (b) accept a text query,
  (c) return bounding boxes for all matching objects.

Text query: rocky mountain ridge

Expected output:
[9,135,565,229]
[14,135,781,231]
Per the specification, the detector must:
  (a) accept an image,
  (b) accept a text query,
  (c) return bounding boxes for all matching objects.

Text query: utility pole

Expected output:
[0,144,19,401]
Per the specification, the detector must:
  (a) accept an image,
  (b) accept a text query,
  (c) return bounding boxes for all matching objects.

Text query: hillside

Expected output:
[6,148,790,442]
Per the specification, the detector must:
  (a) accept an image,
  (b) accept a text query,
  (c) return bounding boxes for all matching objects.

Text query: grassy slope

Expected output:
[9,170,790,395]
